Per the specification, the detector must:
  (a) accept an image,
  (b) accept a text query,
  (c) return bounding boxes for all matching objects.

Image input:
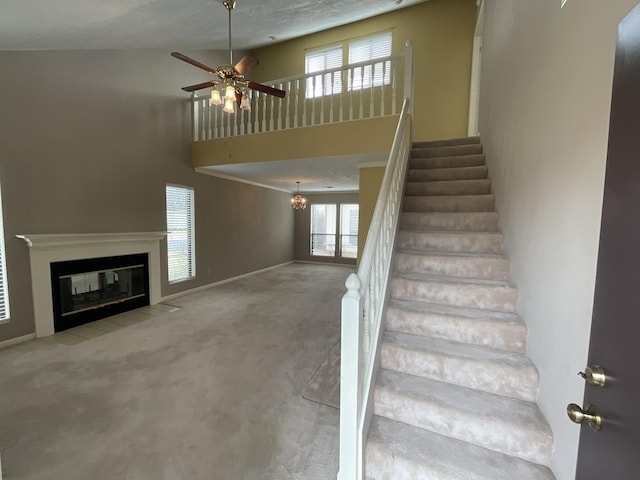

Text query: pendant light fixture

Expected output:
[291,181,307,211]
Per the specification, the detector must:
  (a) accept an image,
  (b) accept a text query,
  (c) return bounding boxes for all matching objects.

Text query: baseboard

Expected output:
[160,261,295,303]
[294,260,357,268]
[0,333,36,350]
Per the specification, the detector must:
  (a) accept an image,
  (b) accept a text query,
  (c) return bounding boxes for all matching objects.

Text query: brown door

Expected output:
[574,3,640,479]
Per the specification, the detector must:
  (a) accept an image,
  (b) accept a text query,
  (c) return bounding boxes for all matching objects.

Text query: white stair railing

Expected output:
[192,41,413,141]
[337,97,412,480]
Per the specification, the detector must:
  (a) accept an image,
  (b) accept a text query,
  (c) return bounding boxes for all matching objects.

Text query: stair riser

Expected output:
[395,254,510,281]
[386,307,526,353]
[412,144,483,158]
[397,231,504,254]
[391,277,517,313]
[404,195,495,213]
[408,166,488,182]
[413,137,481,148]
[380,343,538,401]
[400,212,499,232]
[374,387,552,465]
[405,180,491,196]
[410,154,485,170]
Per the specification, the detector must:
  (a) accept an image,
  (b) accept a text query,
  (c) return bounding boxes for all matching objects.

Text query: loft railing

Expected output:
[337,98,412,480]
[191,41,413,141]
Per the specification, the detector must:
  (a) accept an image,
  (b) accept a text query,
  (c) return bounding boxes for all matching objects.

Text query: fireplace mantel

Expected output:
[17,232,166,337]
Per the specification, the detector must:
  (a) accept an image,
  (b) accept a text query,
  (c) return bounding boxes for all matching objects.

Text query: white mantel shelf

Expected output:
[17,232,167,338]
[17,232,166,248]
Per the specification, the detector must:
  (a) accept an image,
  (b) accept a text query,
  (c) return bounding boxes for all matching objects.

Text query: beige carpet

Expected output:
[301,341,340,409]
[0,263,352,480]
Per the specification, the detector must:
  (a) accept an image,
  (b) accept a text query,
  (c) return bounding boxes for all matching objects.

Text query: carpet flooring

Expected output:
[0,263,352,480]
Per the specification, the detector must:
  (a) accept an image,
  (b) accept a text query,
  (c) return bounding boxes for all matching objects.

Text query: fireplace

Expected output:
[17,232,166,337]
[51,253,150,332]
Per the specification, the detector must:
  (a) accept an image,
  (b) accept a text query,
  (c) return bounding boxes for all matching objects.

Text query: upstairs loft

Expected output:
[190,42,414,177]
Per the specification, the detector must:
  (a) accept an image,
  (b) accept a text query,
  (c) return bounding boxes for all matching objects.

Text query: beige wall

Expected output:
[251,0,476,141]
[358,167,386,265]
[293,193,358,265]
[479,1,639,479]
[0,50,294,342]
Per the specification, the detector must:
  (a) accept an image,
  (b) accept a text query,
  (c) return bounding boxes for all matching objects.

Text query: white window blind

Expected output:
[348,32,392,90]
[0,179,9,321]
[305,45,343,98]
[166,185,195,283]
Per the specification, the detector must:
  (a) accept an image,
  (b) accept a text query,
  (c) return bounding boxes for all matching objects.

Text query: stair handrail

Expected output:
[338,97,412,480]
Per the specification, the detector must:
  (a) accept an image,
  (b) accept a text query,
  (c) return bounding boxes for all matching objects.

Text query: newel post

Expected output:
[404,40,414,113]
[338,273,364,480]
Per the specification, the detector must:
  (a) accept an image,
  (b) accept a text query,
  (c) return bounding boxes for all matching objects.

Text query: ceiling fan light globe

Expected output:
[240,95,251,110]
[225,85,237,101]
[210,89,222,105]
[223,99,235,114]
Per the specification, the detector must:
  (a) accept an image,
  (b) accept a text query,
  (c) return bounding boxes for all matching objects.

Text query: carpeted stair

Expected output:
[365,137,556,480]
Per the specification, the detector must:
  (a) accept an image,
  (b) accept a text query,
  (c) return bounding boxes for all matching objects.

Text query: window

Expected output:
[340,204,359,259]
[0,180,9,321]
[166,185,195,283]
[310,203,359,259]
[310,204,337,256]
[305,45,343,98]
[348,32,392,90]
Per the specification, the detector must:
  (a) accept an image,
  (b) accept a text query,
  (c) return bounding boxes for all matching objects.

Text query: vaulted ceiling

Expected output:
[0,0,428,50]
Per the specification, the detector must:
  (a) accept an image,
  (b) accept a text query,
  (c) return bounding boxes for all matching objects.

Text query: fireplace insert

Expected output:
[50,253,150,332]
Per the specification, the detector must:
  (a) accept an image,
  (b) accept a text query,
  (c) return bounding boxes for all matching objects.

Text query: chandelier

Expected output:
[291,181,307,211]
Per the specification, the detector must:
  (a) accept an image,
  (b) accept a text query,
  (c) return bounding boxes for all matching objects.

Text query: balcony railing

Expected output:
[191,41,413,141]
[337,99,412,480]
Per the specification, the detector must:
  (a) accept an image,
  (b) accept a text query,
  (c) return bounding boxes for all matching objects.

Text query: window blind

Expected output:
[0,181,9,321]
[305,45,343,98]
[166,185,195,283]
[348,32,392,90]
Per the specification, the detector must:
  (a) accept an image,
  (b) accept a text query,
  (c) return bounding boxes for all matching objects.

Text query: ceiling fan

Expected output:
[171,1,286,112]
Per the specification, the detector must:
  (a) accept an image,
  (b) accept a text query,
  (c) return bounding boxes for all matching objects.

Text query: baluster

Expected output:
[370,62,375,118]
[254,92,260,133]
[321,73,326,124]
[359,66,364,120]
[285,81,291,130]
[294,79,299,128]
[277,82,283,130]
[391,59,397,115]
[303,78,308,127]
[270,92,275,131]
[198,99,205,141]
[226,107,231,137]
[349,67,354,121]
[380,61,386,117]
[329,71,334,123]
[339,70,344,122]
[311,75,317,126]
[262,92,267,132]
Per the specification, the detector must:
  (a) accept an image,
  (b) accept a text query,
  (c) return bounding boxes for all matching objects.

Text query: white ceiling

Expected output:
[197,153,389,193]
[0,0,428,51]
[0,0,423,192]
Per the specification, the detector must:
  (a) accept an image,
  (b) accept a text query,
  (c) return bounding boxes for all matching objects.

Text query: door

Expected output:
[574,3,640,479]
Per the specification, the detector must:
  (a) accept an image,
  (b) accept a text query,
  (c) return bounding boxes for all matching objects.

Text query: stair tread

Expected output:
[377,369,551,437]
[399,228,502,235]
[406,178,490,186]
[383,331,533,369]
[387,299,522,324]
[367,416,555,480]
[413,136,481,148]
[393,272,515,289]
[405,193,495,200]
[396,249,508,261]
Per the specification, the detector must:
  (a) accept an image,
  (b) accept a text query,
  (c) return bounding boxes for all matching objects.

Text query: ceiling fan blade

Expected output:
[181,81,216,92]
[171,52,218,75]
[234,55,259,76]
[247,81,286,98]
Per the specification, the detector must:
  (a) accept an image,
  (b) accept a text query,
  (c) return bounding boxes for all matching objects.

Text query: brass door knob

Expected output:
[567,403,602,431]
[578,365,606,387]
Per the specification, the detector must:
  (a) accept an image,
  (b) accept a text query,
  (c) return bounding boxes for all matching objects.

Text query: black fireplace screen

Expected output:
[51,253,150,332]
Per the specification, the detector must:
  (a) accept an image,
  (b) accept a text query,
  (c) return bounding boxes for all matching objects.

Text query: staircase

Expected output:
[365,137,556,480]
